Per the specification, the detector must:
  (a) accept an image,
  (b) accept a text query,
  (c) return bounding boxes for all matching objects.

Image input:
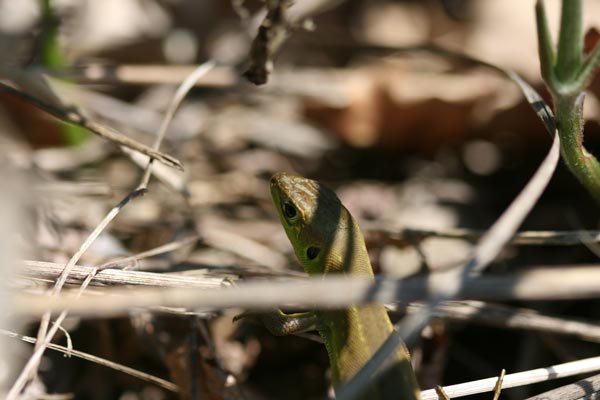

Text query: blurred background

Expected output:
[1,0,600,399]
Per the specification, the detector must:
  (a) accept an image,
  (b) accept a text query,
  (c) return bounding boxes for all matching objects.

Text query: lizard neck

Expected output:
[323,214,375,277]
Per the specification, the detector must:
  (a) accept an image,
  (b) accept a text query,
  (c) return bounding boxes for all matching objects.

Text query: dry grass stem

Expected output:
[7,267,98,399]
[492,369,506,400]
[0,329,179,393]
[21,260,226,288]
[120,146,189,197]
[7,57,216,397]
[138,60,215,190]
[435,385,451,400]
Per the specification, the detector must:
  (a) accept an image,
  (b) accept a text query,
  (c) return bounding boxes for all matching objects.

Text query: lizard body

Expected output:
[265,172,421,399]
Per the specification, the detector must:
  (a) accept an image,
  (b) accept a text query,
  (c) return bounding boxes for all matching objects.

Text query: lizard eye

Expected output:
[306,246,320,260]
[283,201,298,219]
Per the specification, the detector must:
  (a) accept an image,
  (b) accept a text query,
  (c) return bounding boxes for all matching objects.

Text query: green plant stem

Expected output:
[577,41,600,89]
[40,0,89,146]
[556,0,582,82]
[535,0,555,85]
[555,94,600,203]
[536,0,600,204]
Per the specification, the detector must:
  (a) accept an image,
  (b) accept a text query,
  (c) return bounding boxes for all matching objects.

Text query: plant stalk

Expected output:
[536,0,600,204]
[554,94,600,204]
[555,0,583,83]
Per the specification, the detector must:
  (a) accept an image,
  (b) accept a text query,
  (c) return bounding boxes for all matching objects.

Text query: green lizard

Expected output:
[240,172,421,399]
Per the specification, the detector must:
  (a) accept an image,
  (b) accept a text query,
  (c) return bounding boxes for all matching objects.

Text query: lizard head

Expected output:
[270,172,349,275]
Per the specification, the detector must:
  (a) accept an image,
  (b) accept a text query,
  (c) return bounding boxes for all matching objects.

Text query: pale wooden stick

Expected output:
[12,266,600,318]
[421,357,600,399]
[24,267,600,341]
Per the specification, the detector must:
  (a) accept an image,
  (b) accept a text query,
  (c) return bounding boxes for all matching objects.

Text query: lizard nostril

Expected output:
[306,246,320,260]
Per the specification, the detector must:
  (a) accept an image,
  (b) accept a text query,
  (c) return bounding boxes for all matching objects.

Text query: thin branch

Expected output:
[120,146,189,198]
[0,81,182,170]
[52,322,72,357]
[0,329,179,393]
[466,74,558,276]
[243,0,292,85]
[32,191,145,343]
[137,60,215,190]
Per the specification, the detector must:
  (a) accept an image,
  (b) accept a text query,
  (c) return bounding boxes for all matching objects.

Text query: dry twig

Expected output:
[0,329,179,393]
[243,0,293,85]
[7,267,99,399]
[20,260,226,289]
[492,369,506,400]
[137,61,215,190]
[0,81,182,170]
[435,385,451,400]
